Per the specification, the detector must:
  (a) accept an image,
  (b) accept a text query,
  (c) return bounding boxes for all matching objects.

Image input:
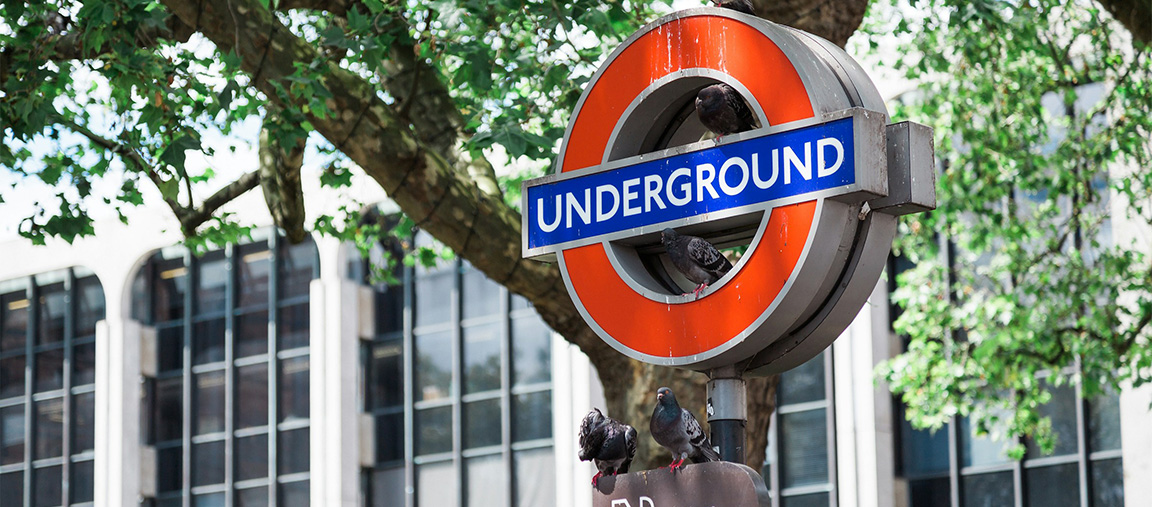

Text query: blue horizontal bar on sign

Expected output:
[526,117,857,251]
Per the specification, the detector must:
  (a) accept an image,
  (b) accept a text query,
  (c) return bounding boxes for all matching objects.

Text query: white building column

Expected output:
[552,335,604,507]
[310,238,363,506]
[832,279,896,507]
[1120,382,1152,502]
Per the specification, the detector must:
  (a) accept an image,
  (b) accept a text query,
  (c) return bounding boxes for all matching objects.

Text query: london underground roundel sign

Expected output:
[522,9,936,372]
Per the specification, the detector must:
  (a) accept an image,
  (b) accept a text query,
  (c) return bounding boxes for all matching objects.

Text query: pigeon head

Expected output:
[695,85,726,114]
[585,408,605,426]
[661,228,679,244]
[656,387,678,408]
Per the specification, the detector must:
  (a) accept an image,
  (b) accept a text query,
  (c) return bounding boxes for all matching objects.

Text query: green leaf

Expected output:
[158,133,202,172]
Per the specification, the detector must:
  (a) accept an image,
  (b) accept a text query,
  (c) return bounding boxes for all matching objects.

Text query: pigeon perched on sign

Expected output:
[695,83,758,140]
[578,408,638,486]
[650,387,721,470]
[711,0,756,15]
[661,228,733,299]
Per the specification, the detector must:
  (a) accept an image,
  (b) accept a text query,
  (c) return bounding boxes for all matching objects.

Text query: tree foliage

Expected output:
[868,0,1152,456]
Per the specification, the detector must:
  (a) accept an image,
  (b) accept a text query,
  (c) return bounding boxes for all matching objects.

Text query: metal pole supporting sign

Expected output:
[523,7,936,506]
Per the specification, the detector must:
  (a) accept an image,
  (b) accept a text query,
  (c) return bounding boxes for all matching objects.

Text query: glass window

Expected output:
[37,283,66,345]
[138,237,316,505]
[765,353,835,506]
[1089,394,1121,452]
[153,258,187,322]
[34,347,64,393]
[1,404,25,465]
[236,486,268,507]
[417,462,456,507]
[463,322,501,394]
[513,448,555,507]
[73,342,96,386]
[376,413,404,463]
[280,356,310,422]
[908,477,950,507]
[416,406,452,456]
[461,267,501,320]
[196,252,228,315]
[237,363,269,429]
[1025,463,1079,507]
[192,318,226,365]
[73,392,95,453]
[511,316,550,387]
[154,377,183,442]
[961,471,1014,507]
[237,244,271,308]
[415,331,452,402]
[279,240,316,300]
[466,454,507,507]
[278,303,310,350]
[368,342,403,410]
[157,446,182,493]
[1091,458,1124,507]
[71,460,95,503]
[415,270,453,327]
[0,470,23,504]
[236,311,270,358]
[74,276,104,336]
[280,481,309,507]
[1,355,26,399]
[778,351,825,405]
[194,371,226,435]
[1026,382,1078,458]
[193,440,225,486]
[360,231,555,507]
[781,493,830,507]
[779,408,828,488]
[34,397,64,460]
[369,467,405,507]
[1,292,28,351]
[279,427,310,475]
[157,325,183,372]
[960,416,1013,467]
[34,464,62,507]
[237,434,268,481]
[512,391,552,443]
[464,399,502,449]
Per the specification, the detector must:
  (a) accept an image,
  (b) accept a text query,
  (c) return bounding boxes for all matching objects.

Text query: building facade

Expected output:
[1,193,1151,507]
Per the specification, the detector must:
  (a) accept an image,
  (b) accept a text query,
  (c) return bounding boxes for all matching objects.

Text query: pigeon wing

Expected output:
[723,84,758,132]
[618,425,638,474]
[687,236,732,275]
[578,414,606,461]
[681,408,721,462]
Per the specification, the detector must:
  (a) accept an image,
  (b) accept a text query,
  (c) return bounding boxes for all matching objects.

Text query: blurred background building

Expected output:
[0,185,1148,507]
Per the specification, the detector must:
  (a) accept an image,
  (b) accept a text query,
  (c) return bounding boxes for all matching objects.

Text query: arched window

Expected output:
[134,233,317,507]
[0,268,104,506]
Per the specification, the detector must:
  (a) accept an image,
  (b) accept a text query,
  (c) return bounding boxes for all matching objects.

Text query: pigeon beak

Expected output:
[657,393,664,401]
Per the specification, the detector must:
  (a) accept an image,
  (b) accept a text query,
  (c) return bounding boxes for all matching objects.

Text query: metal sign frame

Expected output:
[523,8,934,373]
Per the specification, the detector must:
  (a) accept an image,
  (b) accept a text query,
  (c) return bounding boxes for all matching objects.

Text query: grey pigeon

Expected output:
[711,0,756,15]
[578,408,638,486]
[695,83,758,139]
[661,228,733,299]
[650,387,721,470]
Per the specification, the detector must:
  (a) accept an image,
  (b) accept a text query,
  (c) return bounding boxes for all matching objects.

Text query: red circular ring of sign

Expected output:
[557,13,819,361]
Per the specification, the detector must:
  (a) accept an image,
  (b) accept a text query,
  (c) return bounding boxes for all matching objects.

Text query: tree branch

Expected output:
[54,114,263,236]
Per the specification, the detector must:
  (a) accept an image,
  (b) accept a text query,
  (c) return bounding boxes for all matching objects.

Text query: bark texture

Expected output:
[258,112,308,244]
[1096,0,1152,45]
[753,0,870,48]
